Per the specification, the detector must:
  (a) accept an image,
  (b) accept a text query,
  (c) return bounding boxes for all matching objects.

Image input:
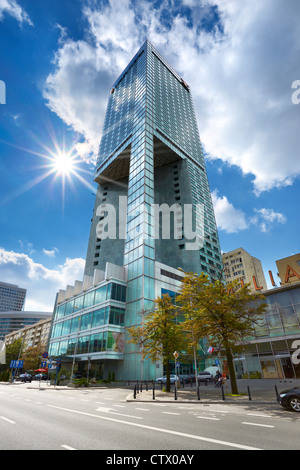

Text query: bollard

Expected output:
[221,385,225,401]
[174,385,177,400]
[146,381,148,391]
[197,386,200,401]
[247,386,252,401]
[134,385,136,399]
[140,383,142,392]
[275,385,279,399]
[136,381,139,393]
[152,382,155,400]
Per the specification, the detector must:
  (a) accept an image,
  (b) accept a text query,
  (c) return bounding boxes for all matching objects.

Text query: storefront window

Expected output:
[92,307,108,327]
[260,358,277,378]
[94,285,107,304]
[275,291,292,307]
[74,295,84,310]
[84,291,95,309]
[70,316,80,334]
[65,300,74,316]
[58,340,68,356]
[78,336,89,354]
[107,331,125,352]
[265,313,284,336]
[80,311,93,331]
[280,306,299,333]
[290,288,300,305]
[89,333,103,353]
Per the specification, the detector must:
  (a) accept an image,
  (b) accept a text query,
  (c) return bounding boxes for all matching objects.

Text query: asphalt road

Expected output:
[0,382,299,452]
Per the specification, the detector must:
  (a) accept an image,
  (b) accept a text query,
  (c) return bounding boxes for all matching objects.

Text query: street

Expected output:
[0,382,299,452]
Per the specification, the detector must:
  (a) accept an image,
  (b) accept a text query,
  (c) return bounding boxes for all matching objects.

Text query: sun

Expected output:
[52,150,75,176]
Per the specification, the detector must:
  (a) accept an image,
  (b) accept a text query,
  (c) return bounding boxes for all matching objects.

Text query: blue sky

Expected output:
[0,0,299,311]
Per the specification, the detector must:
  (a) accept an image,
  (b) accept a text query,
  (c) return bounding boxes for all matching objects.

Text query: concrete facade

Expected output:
[222,247,267,293]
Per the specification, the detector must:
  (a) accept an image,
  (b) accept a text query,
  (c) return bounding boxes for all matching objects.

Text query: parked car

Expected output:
[17,373,32,383]
[277,387,300,412]
[197,372,214,382]
[32,374,48,381]
[179,375,195,384]
[155,375,180,384]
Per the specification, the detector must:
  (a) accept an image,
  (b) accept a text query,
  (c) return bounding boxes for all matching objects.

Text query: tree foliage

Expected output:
[177,272,267,393]
[127,294,186,392]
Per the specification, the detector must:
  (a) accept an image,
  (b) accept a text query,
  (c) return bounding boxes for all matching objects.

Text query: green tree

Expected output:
[22,344,45,372]
[178,272,267,394]
[5,338,24,368]
[127,294,186,392]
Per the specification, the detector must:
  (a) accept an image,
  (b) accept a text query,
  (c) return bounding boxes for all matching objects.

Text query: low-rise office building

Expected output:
[234,281,300,379]
[48,262,185,381]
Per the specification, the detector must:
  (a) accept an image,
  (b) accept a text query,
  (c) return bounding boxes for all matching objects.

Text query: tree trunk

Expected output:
[165,359,171,392]
[225,343,238,394]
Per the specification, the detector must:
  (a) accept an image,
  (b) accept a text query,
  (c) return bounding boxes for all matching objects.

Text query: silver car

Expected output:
[155,375,180,384]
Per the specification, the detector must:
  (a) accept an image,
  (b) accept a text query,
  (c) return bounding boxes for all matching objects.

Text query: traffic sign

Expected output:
[41,361,47,368]
[173,351,179,359]
[10,360,23,369]
[42,352,48,359]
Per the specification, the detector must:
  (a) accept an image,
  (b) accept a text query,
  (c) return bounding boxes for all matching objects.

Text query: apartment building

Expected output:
[222,247,267,293]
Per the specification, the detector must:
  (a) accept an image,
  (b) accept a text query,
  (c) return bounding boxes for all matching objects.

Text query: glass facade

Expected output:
[228,285,300,379]
[48,280,126,360]
[81,41,223,379]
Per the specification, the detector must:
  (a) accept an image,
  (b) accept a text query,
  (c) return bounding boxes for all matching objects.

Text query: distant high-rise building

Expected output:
[222,248,267,293]
[49,41,223,380]
[0,281,26,312]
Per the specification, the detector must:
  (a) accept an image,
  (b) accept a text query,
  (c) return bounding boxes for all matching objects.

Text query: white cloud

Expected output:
[0,248,85,311]
[251,208,287,232]
[0,0,32,25]
[211,190,248,233]
[42,247,59,258]
[43,0,300,192]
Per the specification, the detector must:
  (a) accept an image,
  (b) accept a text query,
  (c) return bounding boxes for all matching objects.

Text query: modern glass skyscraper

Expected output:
[49,41,223,380]
[82,40,223,379]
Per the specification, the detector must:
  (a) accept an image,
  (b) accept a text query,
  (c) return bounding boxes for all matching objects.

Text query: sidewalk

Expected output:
[127,378,300,404]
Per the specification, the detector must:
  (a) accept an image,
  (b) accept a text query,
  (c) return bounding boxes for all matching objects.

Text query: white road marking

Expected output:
[162,412,180,416]
[196,416,220,421]
[242,422,274,428]
[247,413,272,418]
[1,416,16,424]
[47,405,262,450]
[96,406,142,420]
[61,444,76,450]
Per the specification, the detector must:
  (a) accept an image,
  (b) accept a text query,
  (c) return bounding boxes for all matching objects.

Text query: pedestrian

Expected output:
[222,372,227,387]
[214,370,222,388]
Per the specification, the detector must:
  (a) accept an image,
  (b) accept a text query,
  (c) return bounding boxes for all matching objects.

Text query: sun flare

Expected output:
[52,151,75,176]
